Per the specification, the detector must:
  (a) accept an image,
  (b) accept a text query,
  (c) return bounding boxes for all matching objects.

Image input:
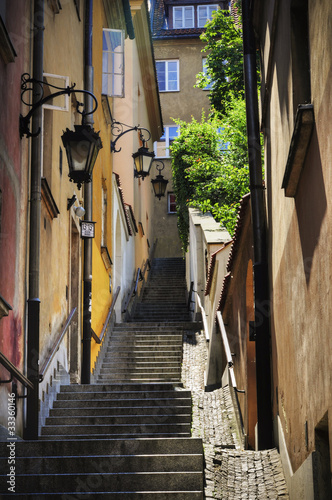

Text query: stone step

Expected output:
[100,361,181,369]
[2,471,202,494]
[60,383,183,392]
[105,338,183,345]
[4,437,203,457]
[53,398,191,409]
[44,414,191,426]
[50,405,192,417]
[56,390,189,400]
[101,355,182,362]
[99,366,181,374]
[0,453,202,475]
[106,345,182,353]
[41,429,191,440]
[97,376,181,383]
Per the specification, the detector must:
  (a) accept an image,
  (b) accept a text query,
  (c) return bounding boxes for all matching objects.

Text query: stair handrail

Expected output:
[0,351,34,390]
[122,239,157,314]
[122,268,142,313]
[216,311,245,394]
[192,289,210,342]
[92,286,121,344]
[187,281,195,311]
[39,307,77,382]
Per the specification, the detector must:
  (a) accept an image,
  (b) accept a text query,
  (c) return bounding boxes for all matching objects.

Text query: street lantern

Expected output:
[61,124,102,189]
[151,160,168,199]
[110,120,154,178]
[133,142,155,179]
[20,73,102,189]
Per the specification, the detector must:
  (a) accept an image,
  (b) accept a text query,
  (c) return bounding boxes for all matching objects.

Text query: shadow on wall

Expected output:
[295,128,327,285]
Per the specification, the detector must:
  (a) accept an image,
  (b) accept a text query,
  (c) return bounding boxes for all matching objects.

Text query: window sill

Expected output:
[41,178,60,219]
[282,104,314,197]
[101,245,112,271]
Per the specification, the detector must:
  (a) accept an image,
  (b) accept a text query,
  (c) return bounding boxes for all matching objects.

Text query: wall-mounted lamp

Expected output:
[151,160,168,199]
[110,119,155,179]
[67,195,86,217]
[20,73,102,189]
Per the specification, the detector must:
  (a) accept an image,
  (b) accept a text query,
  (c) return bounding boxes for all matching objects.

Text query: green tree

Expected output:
[195,8,244,115]
[171,109,249,251]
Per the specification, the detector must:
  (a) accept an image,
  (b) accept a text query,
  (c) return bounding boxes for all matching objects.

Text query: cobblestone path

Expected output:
[181,329,289,499]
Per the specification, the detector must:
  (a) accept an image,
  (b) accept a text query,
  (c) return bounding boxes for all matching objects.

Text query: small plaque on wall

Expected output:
[80,221,96,239]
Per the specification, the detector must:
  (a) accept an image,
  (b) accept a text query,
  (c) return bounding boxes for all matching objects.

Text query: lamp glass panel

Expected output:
[69,140,91,171]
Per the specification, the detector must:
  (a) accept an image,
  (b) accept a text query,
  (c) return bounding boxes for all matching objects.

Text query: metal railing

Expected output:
[196,292,210,342]
[187,282,210,342]
[0,351,34,390]
[122,268,143,314]
[39,307,77,382]
[92,286,120,344]
[216,311,245,394]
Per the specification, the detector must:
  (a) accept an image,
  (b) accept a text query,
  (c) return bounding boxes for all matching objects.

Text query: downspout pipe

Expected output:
[25,0,44,440]
[242,0,273,449]
[81,0,94,384]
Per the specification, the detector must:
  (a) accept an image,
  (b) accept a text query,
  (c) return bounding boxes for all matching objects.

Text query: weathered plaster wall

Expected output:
[255,0,332,484]
[0,0,31,435]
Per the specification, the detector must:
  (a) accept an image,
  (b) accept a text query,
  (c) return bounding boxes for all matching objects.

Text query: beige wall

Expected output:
[255,0,332,488]
[151,36,211,257]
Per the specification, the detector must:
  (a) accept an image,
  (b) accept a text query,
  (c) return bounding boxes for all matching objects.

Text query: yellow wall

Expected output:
[90,0,115,370]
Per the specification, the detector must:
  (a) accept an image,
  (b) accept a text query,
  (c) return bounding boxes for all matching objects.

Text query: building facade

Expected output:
[253,0,332,496]
[151,0,229,257]
[0,0,161,439]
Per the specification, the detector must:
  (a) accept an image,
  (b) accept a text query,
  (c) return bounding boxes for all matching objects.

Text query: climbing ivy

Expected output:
[171,107,250,251]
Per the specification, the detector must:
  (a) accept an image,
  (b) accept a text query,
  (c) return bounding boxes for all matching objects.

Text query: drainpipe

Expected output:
[25,0,44,440]
[81,0,94,384]
[242,0,273,449]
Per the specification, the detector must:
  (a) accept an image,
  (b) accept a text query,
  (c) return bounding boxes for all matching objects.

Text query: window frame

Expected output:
[202,57,213,90]
[154,125,180,158]
[173,6,194,29]
[156,60,179,92]
[168,193,177,214]
[102,28,125,98]
[197,4,219,27]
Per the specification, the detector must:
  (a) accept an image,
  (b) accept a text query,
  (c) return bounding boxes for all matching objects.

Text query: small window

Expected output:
[198,4,218,27]
[154,126,179,158]
[202,58,213,90]
[43,74,70,111]
[156,60,179,92]
[168,193,177,214]
[102,29,124,97]
[173,6,194,28]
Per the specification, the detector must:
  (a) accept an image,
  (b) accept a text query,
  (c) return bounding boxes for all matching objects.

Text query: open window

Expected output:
[102,29,124,98]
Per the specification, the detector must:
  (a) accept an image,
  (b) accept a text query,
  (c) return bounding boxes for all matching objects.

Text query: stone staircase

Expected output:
[133,258,190,322]
[0,258,204,498]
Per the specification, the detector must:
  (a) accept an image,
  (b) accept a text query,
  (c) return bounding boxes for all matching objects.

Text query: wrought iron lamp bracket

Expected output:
[19,73,98,138]
[110,119,152,153]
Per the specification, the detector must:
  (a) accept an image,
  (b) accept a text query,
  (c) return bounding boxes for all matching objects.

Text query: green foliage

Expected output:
[195,9,244,115]
[171,110,250,251]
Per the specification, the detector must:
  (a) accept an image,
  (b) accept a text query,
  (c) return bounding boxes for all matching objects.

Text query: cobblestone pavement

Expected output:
[181,329,290,499]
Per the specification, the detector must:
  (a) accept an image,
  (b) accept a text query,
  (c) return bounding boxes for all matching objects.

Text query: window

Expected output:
[168,193,177,214]
[156,60,179,92]
[154,126,179,158]
[202,58,213,90]
[102,29,124,97]
[198,4,218,27]
[173,6,194,28]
